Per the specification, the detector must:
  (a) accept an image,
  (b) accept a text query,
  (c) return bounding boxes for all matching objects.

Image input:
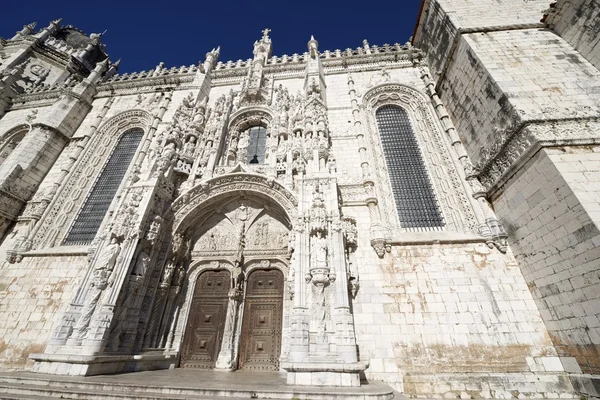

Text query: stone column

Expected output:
[288,220,310,362]
[215,288,243,370]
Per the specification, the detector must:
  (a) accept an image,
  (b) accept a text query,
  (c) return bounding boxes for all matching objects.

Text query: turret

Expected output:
[11,22,37,40]
[203,46,220,73]
[304,35,327,104]
[35,18,62,42]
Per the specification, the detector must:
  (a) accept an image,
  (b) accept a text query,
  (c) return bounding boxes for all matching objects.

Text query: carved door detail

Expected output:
[181,269,230,369]
[239,268,284,371]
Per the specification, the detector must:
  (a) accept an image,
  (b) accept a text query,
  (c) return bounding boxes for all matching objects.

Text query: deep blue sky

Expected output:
[1,0,423,73]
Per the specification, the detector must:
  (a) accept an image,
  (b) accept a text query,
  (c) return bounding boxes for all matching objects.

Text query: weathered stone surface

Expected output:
[0,5,597,398]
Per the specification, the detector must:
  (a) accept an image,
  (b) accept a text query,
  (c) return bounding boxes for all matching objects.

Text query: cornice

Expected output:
[478,117,600,196]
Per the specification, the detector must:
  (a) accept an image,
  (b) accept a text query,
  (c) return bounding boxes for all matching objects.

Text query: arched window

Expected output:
[375,105,444,229]
[246,126,267,164]
[63,128,144,245]
[0,128,27,166]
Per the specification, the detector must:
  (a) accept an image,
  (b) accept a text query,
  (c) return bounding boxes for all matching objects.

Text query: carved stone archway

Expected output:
[362,83,478,234]
[171,171,298,234]
[168,179,295,371]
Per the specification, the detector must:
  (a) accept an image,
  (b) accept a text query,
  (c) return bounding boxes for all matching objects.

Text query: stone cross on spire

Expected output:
[261,28,271,40]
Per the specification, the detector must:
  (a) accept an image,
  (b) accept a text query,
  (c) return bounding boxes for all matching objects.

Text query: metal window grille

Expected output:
[63,129,144,245]
[375,105,444,230]
[247,126,267,164]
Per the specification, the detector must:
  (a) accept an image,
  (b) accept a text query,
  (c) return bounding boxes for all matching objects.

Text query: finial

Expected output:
[89,32,102,46]
[113,58,122,67]
[96,58,110,70]
[16,22,37,37]
[52,18,62,26]
[261,28,271,40]
[308,35,319,58]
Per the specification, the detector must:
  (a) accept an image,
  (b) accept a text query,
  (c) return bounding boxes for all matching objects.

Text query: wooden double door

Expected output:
[180,268,284,371]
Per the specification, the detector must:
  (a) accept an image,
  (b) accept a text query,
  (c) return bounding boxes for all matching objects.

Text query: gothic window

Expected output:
[246,125,267,164]
[63,128,144,245]
[0,129,27,166]
[375,105,444,229]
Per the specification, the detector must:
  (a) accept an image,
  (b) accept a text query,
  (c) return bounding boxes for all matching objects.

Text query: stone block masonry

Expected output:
[0,8,597,398]
[494,147,600,375]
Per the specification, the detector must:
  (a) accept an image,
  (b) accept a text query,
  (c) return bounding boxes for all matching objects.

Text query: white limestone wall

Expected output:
[440,28,600,166]
[0,255,88,369]
[547,0,600,71]
[493,147,600,374]
[413,0,600,381]
[343,202,574,396]
[414,0,549,79]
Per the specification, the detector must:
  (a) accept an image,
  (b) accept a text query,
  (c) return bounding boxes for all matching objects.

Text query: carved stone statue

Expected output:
[73,237,121,339]
[146,215,162,244]
[132,251,151,276]
[312,232,328,271]
[96,237,121,273]
[231,226,245,291]
[183,136,197,156]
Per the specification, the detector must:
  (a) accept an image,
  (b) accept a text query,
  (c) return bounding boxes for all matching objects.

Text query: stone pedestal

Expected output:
[282,361,367,387]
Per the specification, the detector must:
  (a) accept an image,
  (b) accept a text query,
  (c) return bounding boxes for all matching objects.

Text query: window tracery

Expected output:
[63,128,144,245]
[360,83,480,235]
[246,125,267,164]
[0,127,27,166]
[375,105,444,229]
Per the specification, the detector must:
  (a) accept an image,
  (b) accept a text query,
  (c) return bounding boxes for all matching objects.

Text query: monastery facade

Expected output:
[0,0,598,398]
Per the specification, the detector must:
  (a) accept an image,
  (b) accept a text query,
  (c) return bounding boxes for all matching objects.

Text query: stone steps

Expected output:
[0,372,398,400]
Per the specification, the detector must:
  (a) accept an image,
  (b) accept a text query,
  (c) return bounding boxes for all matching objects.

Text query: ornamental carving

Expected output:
[35,110,152,249]
[477,118,600,192]
[172,172,297,234]
[362,83,478,233]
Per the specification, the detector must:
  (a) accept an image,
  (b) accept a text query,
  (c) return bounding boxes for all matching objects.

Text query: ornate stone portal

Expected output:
[28,31,364,387]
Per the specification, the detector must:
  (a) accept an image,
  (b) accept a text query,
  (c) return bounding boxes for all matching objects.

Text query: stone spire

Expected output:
[238,29,272,107]
[304,35,327,104]
[12,22,37,39]
[35,18,62,41]
[203,46,220,73]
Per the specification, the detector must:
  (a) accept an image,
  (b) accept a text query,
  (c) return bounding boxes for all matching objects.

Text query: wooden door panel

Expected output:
[239,269,283,371]
[180,270,230,369]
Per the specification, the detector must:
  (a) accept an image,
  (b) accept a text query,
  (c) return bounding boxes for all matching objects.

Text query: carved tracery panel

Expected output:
[34,110,153,248]
[0,126,27,166]
[362,84,478,234]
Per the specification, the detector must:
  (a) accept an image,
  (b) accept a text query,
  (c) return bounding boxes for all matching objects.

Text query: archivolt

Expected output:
[362,83,478,234]
[170,172,298,235]
[0,125,28,165]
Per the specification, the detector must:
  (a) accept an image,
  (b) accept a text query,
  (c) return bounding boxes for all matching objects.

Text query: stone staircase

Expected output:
[0,370,399,400]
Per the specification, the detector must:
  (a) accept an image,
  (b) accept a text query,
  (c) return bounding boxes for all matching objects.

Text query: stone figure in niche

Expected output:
[161,261,176,286]
[146,215,162,244]
[207,232,217,250]
[132,251,151,276]
[183,136,197,156]
[237,131,250,161]
[73,237,121,338]
[231,228,246,291]
[313,232,328,271]
[158,142,176,173]
[96,237,121,273]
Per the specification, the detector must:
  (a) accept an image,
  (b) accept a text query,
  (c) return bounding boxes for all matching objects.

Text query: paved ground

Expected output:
[0,369,400,399]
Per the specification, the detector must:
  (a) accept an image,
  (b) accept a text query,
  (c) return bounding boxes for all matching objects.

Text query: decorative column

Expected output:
[347,74,391,258]
[420,66,508,252]
[216,223,247,370]
[282,180,366,387]
[215,288,243,369]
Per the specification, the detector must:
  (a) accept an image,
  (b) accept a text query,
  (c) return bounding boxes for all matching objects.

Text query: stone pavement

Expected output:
[0,369,400,399]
